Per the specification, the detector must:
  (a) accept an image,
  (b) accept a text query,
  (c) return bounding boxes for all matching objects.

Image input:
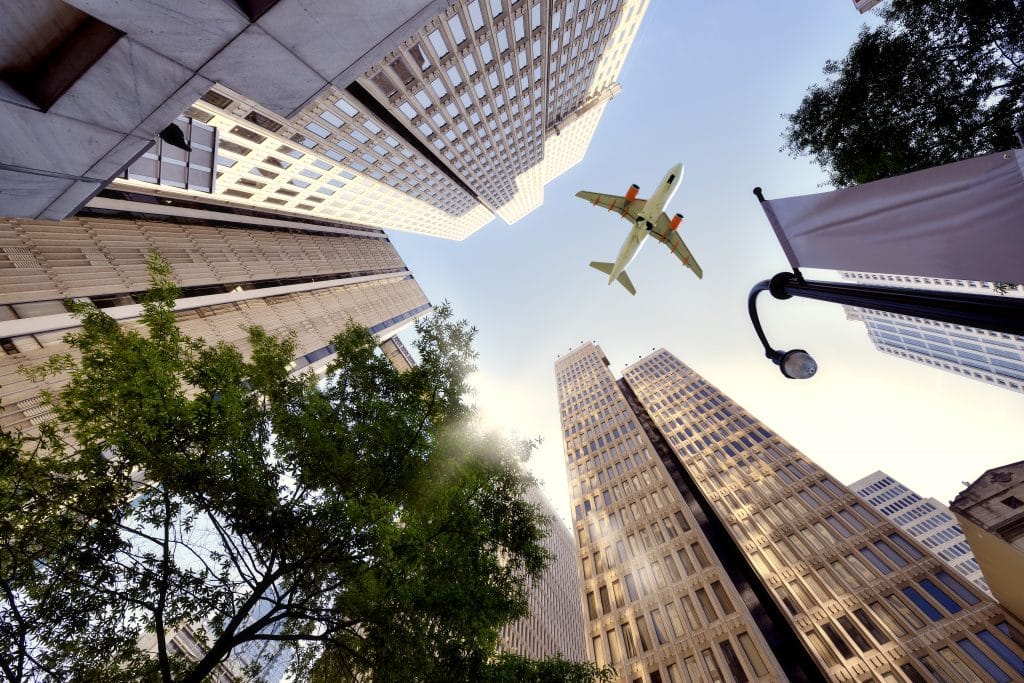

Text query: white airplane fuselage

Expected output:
[607,163,683,284]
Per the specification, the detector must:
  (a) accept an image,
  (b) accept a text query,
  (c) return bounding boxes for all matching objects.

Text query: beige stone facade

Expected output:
[556,343,1024,682]
[0,208,430,433]
[951,462,1024,629]
[501,484,588,662]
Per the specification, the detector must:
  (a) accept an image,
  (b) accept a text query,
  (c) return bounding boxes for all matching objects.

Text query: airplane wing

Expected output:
[575,191,647,223]
[650,213,703,279]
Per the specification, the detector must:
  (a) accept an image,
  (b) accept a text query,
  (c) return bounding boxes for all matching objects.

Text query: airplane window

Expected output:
[668,174,675,184]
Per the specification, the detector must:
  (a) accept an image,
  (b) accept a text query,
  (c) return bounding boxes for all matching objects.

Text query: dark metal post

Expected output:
[748,271,1024,378]
[770,272,1024,337]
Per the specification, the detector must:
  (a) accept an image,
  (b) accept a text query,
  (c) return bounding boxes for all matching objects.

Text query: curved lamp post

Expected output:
[748,269,1024,380]
[748,274,818,379]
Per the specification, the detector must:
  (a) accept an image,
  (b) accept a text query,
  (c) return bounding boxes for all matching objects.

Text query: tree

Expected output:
[783,0,1024,187]
[0,255,609,682]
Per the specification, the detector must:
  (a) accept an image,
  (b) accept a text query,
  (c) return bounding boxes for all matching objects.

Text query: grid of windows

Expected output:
[557,343,1024,682]
[109,0,650,239]
[851,471,991,594]
[500,485,587,661]
[842,271,1024,394]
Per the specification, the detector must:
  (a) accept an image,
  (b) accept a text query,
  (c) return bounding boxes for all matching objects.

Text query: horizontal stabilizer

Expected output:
[589,261,614,275]
[617,270,636,296]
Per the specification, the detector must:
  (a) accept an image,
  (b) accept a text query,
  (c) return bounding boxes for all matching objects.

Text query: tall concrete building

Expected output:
[0,195,430,433]
[3,0,649,239]
[500,484,588,662]
[556,343,1024,682]
[368,324,588,662]
[840,271,1024,394]
[850,471,990,595]
[951,462,1024,629]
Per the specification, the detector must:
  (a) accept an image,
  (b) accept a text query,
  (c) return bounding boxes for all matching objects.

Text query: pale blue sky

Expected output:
[390,1,1024,526]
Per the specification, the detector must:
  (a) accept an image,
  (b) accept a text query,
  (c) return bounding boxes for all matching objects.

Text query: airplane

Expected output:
[575,163,702,295]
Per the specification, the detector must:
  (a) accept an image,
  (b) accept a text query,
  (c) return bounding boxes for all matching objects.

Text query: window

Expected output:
[719,640,749,682]
[805,631,839,667]
[650,609,669,644]
[918,578,961,614]
[695,588,717,622]
[901,586,943,621]
[624,574,639,601]
[873,540,908,567]
[859,547,891,574]
[611,579,624,608]
[591,635,605,667]
[821,623,854,659]
[884,594,924,630]
[634,617,653,652]
[691,542,711,568]
[737,632,769,677]
[936,571,980,605]
[837,615,873,652]
[888,533,924,559]
[958,638,1011,682]
[1001,496,1023,509]
[853,608,890,645]
[976,630,1024,676]
[701,649,725,683]
[711,581,736,614]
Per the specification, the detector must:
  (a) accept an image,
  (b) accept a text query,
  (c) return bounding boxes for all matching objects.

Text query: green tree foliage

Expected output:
[783,0,1024,186]
[0,256,607,682]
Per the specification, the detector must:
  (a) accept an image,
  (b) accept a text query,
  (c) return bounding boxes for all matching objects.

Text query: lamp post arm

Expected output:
[747,279,781,362]
[772,273,1024,337]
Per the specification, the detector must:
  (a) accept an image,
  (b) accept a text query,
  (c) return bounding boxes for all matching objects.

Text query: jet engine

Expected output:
[625,184,639,201]
[669,213,683,231]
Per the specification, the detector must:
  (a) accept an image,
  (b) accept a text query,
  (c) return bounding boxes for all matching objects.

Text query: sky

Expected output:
[388,1,1024,528]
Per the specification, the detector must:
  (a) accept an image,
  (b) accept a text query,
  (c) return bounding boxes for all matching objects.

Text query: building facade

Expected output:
[500,484,588,662]
[556,343,1024,682]
[0,195,431,433]
[951,462,1024,628]
[101,0,649,239]
[0,0,452,222]
[3,0,646,238]
[840,271,1024,394]
[375,331,586,661]
[850,471,990,595]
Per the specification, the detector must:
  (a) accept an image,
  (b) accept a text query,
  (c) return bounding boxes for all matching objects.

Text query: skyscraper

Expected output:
[850,471,990,595]
[556,343,1024,682]
[99,0,649,239]
[375,327,587,662]
[500,484,588,662]
[840,271,1024,394]
[4,0,646,234]
[0,196,430,433]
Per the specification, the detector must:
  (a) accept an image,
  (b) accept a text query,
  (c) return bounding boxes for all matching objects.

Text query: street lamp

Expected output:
[748,276,817,379]
[748,268,1024,379]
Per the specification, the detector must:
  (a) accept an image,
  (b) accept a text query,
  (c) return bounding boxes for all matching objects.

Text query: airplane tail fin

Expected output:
[588,262,636,295]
